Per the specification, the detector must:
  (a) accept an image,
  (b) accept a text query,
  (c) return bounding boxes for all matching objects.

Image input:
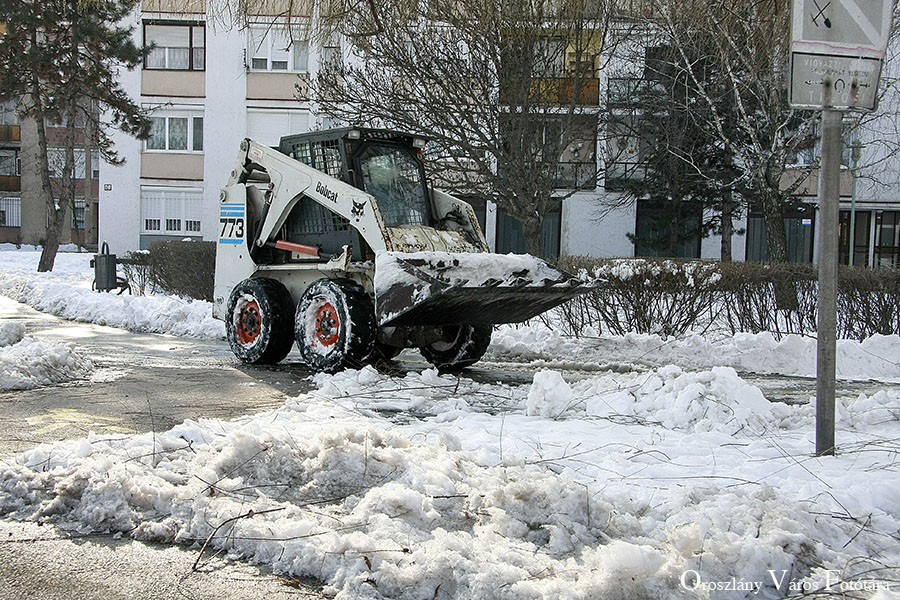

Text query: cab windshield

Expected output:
[357,144,430,228]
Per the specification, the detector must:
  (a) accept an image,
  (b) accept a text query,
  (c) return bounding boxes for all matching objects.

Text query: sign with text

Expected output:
[789,52,882,109]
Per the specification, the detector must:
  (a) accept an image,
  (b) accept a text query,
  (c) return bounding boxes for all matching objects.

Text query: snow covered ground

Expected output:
[1,248,900,599]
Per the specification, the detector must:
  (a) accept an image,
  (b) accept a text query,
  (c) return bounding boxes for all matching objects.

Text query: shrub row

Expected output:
[121,245,900,341]
[121,240,216,301]
[554,257,900,341]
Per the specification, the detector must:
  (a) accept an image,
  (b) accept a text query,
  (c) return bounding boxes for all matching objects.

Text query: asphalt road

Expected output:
[0,295,325,600]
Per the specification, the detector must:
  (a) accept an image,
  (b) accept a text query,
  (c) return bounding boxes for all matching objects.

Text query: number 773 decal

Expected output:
[219,203,246,245]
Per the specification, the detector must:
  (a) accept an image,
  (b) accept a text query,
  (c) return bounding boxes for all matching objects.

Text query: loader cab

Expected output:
[279,128,432,230]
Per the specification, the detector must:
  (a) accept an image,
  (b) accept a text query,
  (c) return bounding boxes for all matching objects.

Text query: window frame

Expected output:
[247,25,309,73]
[0,149,20,177]
[143,20,206,72]
[45,148,99,178]
[0,197,21,228]
[143,110,204,153]
[140,186,203,235]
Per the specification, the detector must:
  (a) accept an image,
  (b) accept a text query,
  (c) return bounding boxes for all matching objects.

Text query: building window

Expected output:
[141,187,202,235]
[745,206,815,263]
[144,22,205,71]
[0,149,20,176]
[839,209,871,266]
[633,198,701,259]
[248,26,308,72]
[0,197,21,227]
[874,210,900,267]
[247,109,309,146]
[0,101,17,125]
[494,204,561,260]
[72,199,86,230]
[145,112,203,152]
[46,149,99,178]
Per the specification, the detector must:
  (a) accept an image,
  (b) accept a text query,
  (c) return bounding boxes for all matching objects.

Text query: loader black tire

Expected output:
[296,278,376,373]
[419,324,492,372]
[226,278,295,365]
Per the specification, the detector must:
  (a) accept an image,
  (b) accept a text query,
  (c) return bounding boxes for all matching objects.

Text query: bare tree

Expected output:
[308,0,628,258]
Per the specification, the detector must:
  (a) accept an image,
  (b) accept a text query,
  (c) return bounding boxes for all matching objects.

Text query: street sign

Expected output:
[790,0,894,110]
[789,52,882,109]
[792,0,893,58]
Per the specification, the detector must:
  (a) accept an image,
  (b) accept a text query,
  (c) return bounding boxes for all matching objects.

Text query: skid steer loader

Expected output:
[213,128,595,372]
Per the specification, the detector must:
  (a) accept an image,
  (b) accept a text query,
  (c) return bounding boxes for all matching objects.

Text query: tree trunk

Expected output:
[761,190,798,310]
[32,103,59,272]
[521,213,544,258]
[39,100,78,271]
[720,193,733,262]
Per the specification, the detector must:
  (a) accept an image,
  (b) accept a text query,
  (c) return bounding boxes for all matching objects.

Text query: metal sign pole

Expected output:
[816,83,841,457]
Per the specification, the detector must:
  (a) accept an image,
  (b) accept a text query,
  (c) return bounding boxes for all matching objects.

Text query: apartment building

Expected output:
[97,1,900,267]
[0,99,100,248]
[101,0,323,252]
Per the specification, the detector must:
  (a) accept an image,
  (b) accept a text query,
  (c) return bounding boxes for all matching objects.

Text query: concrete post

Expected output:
[816,103,841,457]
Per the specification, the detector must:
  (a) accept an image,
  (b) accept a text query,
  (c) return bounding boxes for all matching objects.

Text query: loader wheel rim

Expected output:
[314,301,341,347]
[236,300,262,346]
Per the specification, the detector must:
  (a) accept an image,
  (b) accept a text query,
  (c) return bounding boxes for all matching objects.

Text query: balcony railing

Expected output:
[532,77,600,105]
[0,125,20,142]
[556,161,597,189]
[606,77,666,107]
[0,175,21,192]
[604,160,648,190]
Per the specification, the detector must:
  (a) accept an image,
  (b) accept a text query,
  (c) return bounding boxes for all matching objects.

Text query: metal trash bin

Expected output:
[92,241,117,292]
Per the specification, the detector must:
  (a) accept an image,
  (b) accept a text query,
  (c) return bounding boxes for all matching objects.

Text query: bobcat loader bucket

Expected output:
[374,251,597,327]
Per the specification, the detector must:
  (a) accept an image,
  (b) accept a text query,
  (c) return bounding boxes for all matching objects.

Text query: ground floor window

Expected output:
[495,203,561,260]
[141,187,202,235]
[72,199,86,230]
[0,197,21,227]
[633,198,701,259]
[745,205,815,263]
[839,209,871,266]
[874,210,900,267]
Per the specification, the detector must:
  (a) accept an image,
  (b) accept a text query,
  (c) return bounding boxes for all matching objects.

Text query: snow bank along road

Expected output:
[2,249,900,600]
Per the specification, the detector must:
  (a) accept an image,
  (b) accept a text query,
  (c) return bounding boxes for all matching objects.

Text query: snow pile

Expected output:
[0,321,25,347]
[526,370,575,417]
[0,250,224,340]
[0,337,93,390]
[490,324,900,382]
[578,365,775,433]
[0,421,653,599]
[2,366,899,598]
[375,251,570,289]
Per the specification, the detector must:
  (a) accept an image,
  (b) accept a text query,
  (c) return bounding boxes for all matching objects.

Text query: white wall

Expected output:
[98,9,143,255]
[561,192,635,257]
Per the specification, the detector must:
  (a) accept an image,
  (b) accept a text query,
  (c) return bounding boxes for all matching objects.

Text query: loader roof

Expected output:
[279,127,428,153]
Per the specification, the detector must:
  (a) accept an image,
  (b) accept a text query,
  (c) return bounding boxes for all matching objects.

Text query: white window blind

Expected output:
[141,187,202,235]
[247,110,309,146]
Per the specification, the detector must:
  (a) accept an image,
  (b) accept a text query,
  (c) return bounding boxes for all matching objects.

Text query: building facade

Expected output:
[97,2,900,268]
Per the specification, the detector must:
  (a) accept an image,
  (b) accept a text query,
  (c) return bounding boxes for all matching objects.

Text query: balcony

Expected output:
[532,77,600,105]
[604,160,648,191]
[556,161,597,189]
[606,77,666,107]
[0,175,21,192]
[0,125,20,142]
